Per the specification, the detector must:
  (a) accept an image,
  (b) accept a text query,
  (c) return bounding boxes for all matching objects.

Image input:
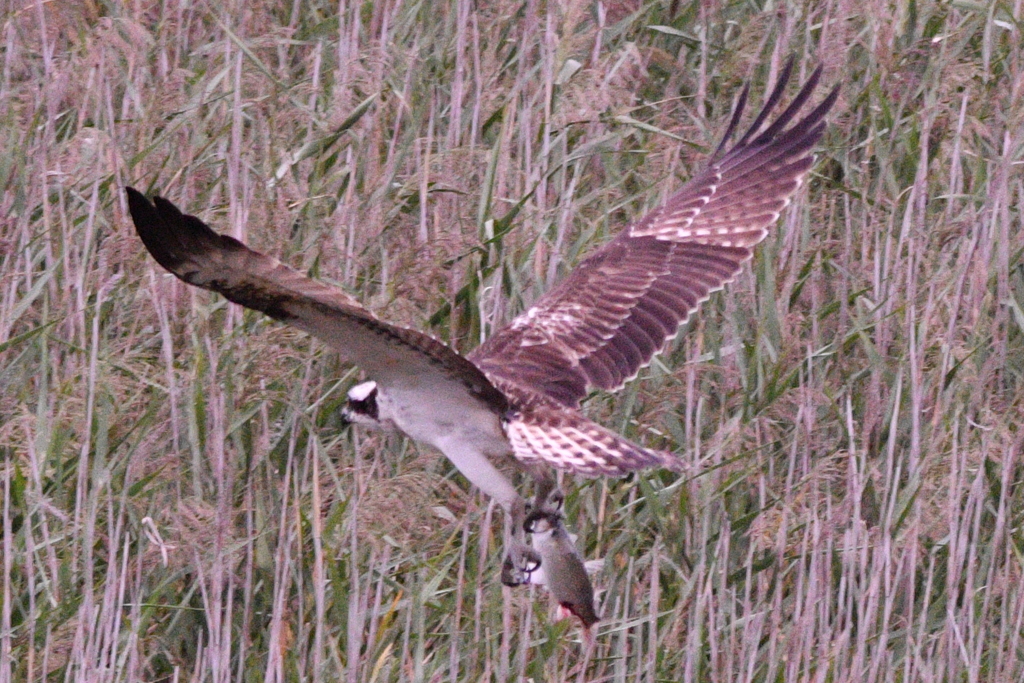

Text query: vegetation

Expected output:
[2,0,1023,680]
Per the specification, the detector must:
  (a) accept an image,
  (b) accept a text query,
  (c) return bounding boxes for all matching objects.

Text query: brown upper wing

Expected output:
[470,62,838,408]
[126,188,507,413]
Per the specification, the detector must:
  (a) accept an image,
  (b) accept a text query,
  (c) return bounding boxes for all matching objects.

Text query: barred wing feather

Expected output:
[470,62,838,409]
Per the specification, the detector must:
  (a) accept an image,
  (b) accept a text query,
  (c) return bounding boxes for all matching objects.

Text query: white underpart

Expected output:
[434,436,521,510]
[372,385,521,511]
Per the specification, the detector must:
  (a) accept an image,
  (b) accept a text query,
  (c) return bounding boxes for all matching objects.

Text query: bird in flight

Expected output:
[127,60,836,592]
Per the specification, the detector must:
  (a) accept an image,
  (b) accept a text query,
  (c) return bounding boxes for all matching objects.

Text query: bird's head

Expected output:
[342,381,382,427]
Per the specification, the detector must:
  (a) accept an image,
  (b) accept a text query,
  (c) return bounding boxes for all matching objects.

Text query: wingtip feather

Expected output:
[127,188,246,278]
[126,187,184,273]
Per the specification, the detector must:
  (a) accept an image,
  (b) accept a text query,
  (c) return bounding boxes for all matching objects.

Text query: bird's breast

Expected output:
[377,386,512,456]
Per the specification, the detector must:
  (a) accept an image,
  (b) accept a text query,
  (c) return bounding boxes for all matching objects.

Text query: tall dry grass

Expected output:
[2,0,1023,681]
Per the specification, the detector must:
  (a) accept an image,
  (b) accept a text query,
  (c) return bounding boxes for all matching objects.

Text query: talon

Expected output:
[524,509,542,534]
[501,555,527,586]
[524,507,560,534]
[522,547,541,573]
[500,543,543,586]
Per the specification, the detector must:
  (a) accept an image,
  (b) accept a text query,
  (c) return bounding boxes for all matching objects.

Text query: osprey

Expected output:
[127,61,836,584]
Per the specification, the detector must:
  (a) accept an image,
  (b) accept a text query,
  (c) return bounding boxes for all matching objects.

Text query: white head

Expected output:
[348,380,377,402]
[342,380,382,426]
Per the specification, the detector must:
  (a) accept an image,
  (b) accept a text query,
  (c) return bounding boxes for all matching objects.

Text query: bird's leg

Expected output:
[501,466,569,587]
[430,437,542,585]
[524,465,564,515]
[501,494,540,586]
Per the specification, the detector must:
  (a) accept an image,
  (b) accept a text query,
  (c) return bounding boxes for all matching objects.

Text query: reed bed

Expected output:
[2,1,1023,681]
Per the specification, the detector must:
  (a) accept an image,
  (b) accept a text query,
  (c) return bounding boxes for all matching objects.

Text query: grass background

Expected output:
[2,0,1024,680]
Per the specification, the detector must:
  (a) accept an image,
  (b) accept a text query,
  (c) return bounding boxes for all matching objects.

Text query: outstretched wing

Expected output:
[126,188,507,413]
[505,406,677,477]
[470,61,838,408]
